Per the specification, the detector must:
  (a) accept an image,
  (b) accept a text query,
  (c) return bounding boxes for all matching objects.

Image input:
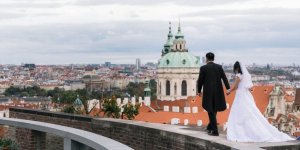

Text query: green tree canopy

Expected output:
[122,103,140,120]
[102,96,121,118]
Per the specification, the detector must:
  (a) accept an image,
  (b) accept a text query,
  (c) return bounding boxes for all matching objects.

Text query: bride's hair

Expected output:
[233,61,243,74]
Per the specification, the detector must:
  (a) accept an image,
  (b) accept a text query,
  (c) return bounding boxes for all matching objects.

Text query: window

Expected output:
[166,80,170,96]
[182,59,186,64]
[166,59,170,65]
[181,80,187,96]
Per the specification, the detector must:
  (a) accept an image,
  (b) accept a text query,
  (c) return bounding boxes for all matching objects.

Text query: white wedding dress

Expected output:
[227,62,294,142]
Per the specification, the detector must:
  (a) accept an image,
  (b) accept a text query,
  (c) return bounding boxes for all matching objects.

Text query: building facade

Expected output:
[265,84,286,118]
[263,85,300,136]
[136,58,141,71]
[157,22,202,101]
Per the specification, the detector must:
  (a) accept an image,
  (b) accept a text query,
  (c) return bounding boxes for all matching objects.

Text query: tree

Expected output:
[60,90,77,104]
[49,87,64,103]
[20,92,29,97]
[150,79,157,100]
[102,96,121,118]
[122,103,140,120]
[37,89,47,97]
[4,86,21,96]
[126,82,144,97]
[110,87,124,98]
[62,105,75,114]
[90,91,102,99]
[4,85,48,97]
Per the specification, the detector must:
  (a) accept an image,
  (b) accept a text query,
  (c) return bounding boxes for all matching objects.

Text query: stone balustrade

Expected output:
[7,107,300,150]
[0,117,132,150]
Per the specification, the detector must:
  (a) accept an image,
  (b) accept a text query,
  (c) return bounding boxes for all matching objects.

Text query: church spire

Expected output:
[178,18,181,32]
[168,22,173,38]
[162,22,174,56]
[173,19,187,52]
[175,18,184,39]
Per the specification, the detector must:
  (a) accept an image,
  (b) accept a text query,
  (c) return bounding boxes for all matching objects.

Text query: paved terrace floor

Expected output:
[99,118,300,150]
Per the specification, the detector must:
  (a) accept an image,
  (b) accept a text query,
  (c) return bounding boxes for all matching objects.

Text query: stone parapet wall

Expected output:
[8,107,300,150]
[9,107,232,150]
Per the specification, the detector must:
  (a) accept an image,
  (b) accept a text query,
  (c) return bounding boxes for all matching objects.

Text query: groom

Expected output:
[197,52,230,136]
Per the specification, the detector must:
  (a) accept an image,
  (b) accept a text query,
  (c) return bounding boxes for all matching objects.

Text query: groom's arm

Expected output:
[220,66,230,90]
[197,66,205,93]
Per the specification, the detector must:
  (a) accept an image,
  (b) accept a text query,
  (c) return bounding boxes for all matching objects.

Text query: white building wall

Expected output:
[157,67,199,101]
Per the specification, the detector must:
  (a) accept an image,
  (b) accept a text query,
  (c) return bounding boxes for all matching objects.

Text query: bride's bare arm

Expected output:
[230,77,241,92]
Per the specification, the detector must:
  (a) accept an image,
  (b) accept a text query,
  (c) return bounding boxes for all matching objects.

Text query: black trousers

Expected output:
[207,112,218,132]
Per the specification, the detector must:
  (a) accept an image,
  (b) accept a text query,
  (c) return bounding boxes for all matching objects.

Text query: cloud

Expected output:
[0,21,165,64]
[0,0,299,65]
[72,0,243,6]
[0,11,24,21]
[0,0,68,8]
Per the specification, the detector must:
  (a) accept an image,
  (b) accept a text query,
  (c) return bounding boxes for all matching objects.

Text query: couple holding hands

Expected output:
[197,52,293,142]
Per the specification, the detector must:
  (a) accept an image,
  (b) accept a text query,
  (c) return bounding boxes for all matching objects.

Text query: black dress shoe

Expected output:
[206,125,212,131]
[208,130,219,136]
[206,130,212,134]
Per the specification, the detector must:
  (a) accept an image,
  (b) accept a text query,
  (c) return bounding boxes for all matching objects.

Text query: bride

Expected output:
[226,61,294,142]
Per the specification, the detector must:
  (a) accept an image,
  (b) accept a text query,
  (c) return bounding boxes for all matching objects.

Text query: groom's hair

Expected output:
[206,52,214,61]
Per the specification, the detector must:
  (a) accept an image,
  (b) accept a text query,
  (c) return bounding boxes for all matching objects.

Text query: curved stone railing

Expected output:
[0,117,133,150]
[8,107,300,150]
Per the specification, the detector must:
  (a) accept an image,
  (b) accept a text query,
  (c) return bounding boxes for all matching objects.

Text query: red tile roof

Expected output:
[135,85,274,126]
[293,132,300,137]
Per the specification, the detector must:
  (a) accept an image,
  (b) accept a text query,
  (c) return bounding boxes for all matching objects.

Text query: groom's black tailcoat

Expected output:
[197,62,230,112]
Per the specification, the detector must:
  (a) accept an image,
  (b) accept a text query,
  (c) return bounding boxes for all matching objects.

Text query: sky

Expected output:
[0,0,300,65]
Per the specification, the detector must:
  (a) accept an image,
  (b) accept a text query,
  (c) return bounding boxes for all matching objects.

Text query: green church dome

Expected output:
[73,95,83,106]
[158,52,201,68]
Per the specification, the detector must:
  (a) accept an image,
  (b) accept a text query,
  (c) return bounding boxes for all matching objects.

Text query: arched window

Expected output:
[180,44,182,49]
[181,80,187,96]
[166,80,170,96]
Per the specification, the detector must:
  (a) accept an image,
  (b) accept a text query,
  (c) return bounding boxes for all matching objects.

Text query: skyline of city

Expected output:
[0,1,299,149]
[0,0,300,65]
[0,59,299,66]
[0,57,299,66]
